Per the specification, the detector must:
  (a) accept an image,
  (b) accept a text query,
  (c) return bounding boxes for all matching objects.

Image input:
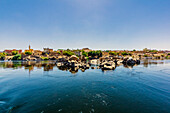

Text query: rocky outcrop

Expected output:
[123,58,140,66]
[100,61,116,70]
[55,56,140,73]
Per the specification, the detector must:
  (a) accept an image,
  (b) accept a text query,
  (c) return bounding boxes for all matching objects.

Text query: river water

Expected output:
[0,60,170,113]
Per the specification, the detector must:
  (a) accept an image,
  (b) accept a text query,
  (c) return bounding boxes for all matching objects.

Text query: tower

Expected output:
[29,45,31,50]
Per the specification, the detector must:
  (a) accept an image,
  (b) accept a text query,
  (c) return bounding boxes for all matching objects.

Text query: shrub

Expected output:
[121,52,132,56]
[128,53,132,56]
[25,51,32,55]
[109,52,117,56]
[41,57,49,60]
[57,51,61,54]
[144,54,148,57]
[161,54,164,57]
[88,50,102,58]
[165,56,169,59]
[12,54,21,60]
[105,50,110,52]
[149,50,158,53]
[143,48,149,52]
[133,49,136,51]
[0,53,5,60]
[63,50,75,56]
[3,52,7,56]
[82,50,88,57]
[12,51,18,55]
[121,52,129,56]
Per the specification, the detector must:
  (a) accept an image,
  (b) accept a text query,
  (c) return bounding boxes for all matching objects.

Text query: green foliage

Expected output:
[12,51,18,55]
[144,54,148,57]
[25,51,32,55]
[57,51,61,54]
[128,53,132,56]
[143,48,149,52]
[168,53,170,55]
[0,53,5,60]
[63,50,75,56]
[165,56,169,59]
[149,50,158,53]
[3,52,7,56]
[88,50,102,58]
[105,50,110,52]
[82,50,88,57]
[121,52,129,56]
[109,52,118,56]
[12,54,21,60]
[41,57,49,60]
[82,52,88,57]
[76,54,79,57]
[86,57,89,61]
[133,49,136,51]
[121,52,132,56]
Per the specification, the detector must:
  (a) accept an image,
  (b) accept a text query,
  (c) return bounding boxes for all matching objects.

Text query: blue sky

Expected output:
[0,0,170,50]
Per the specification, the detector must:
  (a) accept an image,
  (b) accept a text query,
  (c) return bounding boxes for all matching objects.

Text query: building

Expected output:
[74,51,81,56]
[82,48,92,53]
[25,45,34,53]
[102,51,109,56]
[43,48,53,53]
[33,50,43,55]
[4,49,22,55]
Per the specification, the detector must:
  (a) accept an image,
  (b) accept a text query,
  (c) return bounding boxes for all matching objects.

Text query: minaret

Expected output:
[29,45,31,50]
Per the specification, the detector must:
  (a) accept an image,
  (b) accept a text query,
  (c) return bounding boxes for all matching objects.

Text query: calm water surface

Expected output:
[0,60,170,113]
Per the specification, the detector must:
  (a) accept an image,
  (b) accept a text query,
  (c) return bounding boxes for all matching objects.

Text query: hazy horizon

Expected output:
[0,45,169,52]
[0,0,170,50]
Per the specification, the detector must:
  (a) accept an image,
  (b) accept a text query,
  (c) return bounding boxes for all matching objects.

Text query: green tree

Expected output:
[143,48,150,52]
[121,52,128,56]
[144,54,148,57]
[0,53,5,60]
[63,50,74,56]
[3,52,7,56]
[57,51,61,54]
[25,52,32,55]
[12,51,18,55]
[149,50,158,53]
[109,51,117,56]
[96,50,102,57]
[88,50,102,58]
[82,50,88,57]
[12,54,21,60]
[41,57,49,60]
[161,54,164,57]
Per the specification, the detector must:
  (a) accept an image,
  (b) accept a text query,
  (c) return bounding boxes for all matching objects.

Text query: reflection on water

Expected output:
[0,60,170,113]
[0,60,169,74]
[141,60,165,67]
